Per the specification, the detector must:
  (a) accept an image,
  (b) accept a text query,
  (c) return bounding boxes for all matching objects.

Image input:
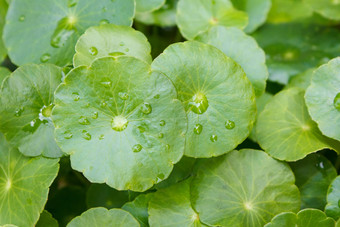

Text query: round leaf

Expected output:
[0,0,7,63]
[325,176,340,220]
[52,56,187,191]
[191,149,300,227]
[152,41,256,158]
[256,88,340,161]
[66,208,139,227]
[136,0,165,13]
[176,0,248,40]
[36,211,58,227]
[196,26,268,96]
[264,209,335,227]
[304,0,340,20]
[73,24,152,67]
[0,64,63,158]
[0,133,59,227]
[267,0,313,23]
[3,0,135,66]
[305,57,340,141]
[122,194,153,227]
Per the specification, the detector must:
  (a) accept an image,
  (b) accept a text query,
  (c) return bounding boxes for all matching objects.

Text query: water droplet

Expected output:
[78,116,90,125]
[334,92,340,111]
[19,15,25,22]
[109,52,125,57]
[118,92,129,100]
[63,130,73,139]
[40,53,51,63]
[158,133,164,138]
[100,101,107,108]
[189,93,209,114]
[92,112,98,119]
[132,144,142,153]
[72,92,80,101]
[165,144,170,150]
[50,17,77,48]
[99,134,104,140]
[156,173,165,183]
[193,124,202,135]
[23,119,45,133]
[67,0,78,7]
[89,46,98,56]
[82,130,91,140]
[14,107,24,117]
[225,120,235,130]
[137,126,145,133]
[210,134,218,142]
[159,120,166,126]
[141,103,152,114]
[125,48,129,52]
[119,41,125,46]
[111,115,128,131]
[315,161,325,170]
[99,19,109,25]
[153,94,160,99]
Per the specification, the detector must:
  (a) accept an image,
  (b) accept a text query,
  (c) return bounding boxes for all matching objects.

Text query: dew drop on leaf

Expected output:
[14,107,24,117]
[78,116,90,125]
[63,130,73,139]
[225,120,235,130]
[193,124,203,135]
[82,130,91,140]
[165,144,170,150]
[89,46,98,56]
[132,144,142,153]
[40,53,51,63]
[67,0,78,8]
[153,94,160,99]
[100,80,112,88]
[109,52,125,57]
[99,134,104,140]
[189,92,209,114]
[210,134,218,142]
[100,101,107,108]
[118,92,129,100]
[99,19,109,25]
[141,103,152,114]
[137,126,145,133]
[92,112,98,119]
[334,92,340,111]
[50,17,76,48]
[72,92,80,101]
[125,48,129,52]
[159,120,166,126]
[158,133,164,138]
[19,15,25,22]
[119,41,125,46]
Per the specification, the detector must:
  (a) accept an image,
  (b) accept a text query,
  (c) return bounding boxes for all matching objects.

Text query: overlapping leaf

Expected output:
[325,176,340,220]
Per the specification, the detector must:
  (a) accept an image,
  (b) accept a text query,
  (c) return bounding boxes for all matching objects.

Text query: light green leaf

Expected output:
[290,154,337,209]
[0,66,10,85]
[66,208,140,227]
[191,149,300,227]
[231,0,271,33]
[264,209,335,227]
[325,176,340,220]
[304,0,340,20]
[253,23,340,84]
[136,0,165,13]
[257,88,340,161]
[152,41,256,158]
[305,58,340,141]
[0,64,63,158]
[36,210,58,227]
[122,194,153,227]
[196,26,268,96]
[73,24,152,67]
[176,0,248,40]
[0,133,59,227]
[286,67,315,90]
[267,0,313,23]
[149,179,207,227]
[3,0,135,66]
[0,0,7,63]
[52,56,187,191]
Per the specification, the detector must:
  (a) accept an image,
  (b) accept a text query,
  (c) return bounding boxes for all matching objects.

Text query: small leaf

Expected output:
[122,193,153,227]
[325,176,340,220]
[136,0,165,13]
[0,66,10,85]
[267,0,313,23]
[305,0,340,21]
[286,67,315,90]
[36,211,58,227]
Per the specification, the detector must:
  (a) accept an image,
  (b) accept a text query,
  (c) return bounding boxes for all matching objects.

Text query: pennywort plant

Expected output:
[0,0,340,226]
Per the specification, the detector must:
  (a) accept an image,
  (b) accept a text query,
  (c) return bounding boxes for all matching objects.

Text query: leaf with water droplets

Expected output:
[74,24,152,67]
[3,0,135,66]
[305,57,340,141]
[152,41,256,158]
[305,0,340,20]
[66,207,139,227]
[0,133,59,227]
[136,0,165,13]
[325,176,340,220]
[191,149,300,227]
[176,0,248,40]
[264,209,335,227]
[0,64,64,158]
[257,88,340,161]
[0,0,8,63]
[52,56,187,191]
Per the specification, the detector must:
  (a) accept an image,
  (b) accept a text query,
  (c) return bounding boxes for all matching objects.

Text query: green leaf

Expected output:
[66,207,140,227]
[256,88,340,161]
[231,0,271,33]
[267,0,313,23]
[52,56,187,191]
[0,0,7,63]
[253,23,340,84]
[305,0,340,20]
[286,67,315,90]
[122,194,153,227]
[264,209,335,227]
[196,26,268,96]
[191,149,300,227]
[36,211,58,227]
[136,0,165,13]
[0,66,10,85]
[0,132,59,227]
[325,176,340,220]
[3,0,135,66]
[149,179,207,227]
[290,154,337,209]
[73,24,152,67]
[0,64,63,158]
[305,58,340,141]
[176,0,248,40]
[152,41,256,158]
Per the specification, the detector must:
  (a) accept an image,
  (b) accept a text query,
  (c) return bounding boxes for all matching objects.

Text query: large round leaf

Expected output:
[136,0,165,13]
[325,176,340,220]
[0,67,10,85]
[290,154,337,209]
[191,149,300,227]
[304,0,340,20]
[267,0,313,23]
[149,179,207,227]
[176,0,248,40]
[52,56,187,191]
[122,194,153,227]
[152,41,256,158]
[256,88,340,161]
[3,0,135,66]
[66,208,139,227]
[265,209,335,227]
[0,0,7,63]
[0,64,63,158]
[0,133,59,227]
[231,0,271,33]
[73,24,152,67]
[196,26,268,96]
[305,58,340,141]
